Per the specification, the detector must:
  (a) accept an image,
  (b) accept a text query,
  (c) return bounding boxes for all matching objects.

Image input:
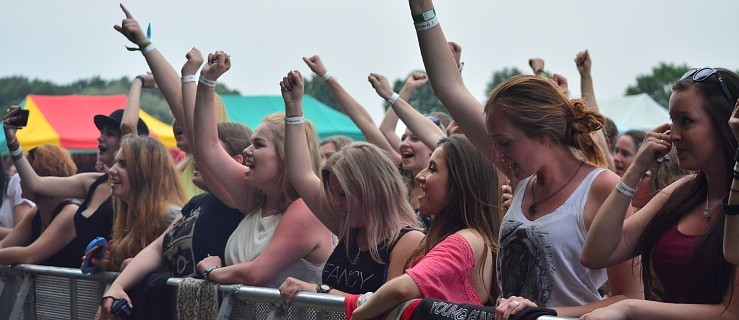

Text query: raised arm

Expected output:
[407,1,493,161]
[193,51,255,211]
[582,123,673,268]
[369,73,444,149]
[378,72,430,153]
[120,73,154,137]
[303,55,401,164]
[281,70,339,233]
[3,107,100,199]
[114,4,185,125]
[575,50,615,171]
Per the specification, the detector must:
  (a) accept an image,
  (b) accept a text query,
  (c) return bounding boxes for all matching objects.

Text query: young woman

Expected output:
[613,130,647,177]
[0,144,80,267]
[1,106,148,268]
[319,135,353,166]
[101,122,253,319]
[0,159,34,240]
[192,51,334,289]
[99,135,186,271]
[278,70,424,303]
[402,2,642,319]
[581,67,739,319]
[349,135,502,319]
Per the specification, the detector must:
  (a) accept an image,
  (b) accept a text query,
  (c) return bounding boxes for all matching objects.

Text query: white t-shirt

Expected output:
[0,173,35,228]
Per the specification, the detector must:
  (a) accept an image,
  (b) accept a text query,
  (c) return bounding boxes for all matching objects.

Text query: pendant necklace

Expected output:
[529,160,585,216]
[703,191,721,220]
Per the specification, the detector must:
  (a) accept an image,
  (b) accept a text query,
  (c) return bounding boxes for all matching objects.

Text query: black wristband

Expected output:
[100,295,115,305]
[722,195,739,216]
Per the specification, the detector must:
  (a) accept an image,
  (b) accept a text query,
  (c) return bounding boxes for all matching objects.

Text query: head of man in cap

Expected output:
[93,109,148,172]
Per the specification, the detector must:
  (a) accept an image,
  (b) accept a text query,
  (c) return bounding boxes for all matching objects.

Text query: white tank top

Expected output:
[497,167,607,308]
[224,209,324,288]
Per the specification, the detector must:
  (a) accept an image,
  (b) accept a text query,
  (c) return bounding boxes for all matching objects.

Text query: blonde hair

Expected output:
[485,75,607,168]
[254,113,321,213]
[322,142,422,262]
[110,135,186,270]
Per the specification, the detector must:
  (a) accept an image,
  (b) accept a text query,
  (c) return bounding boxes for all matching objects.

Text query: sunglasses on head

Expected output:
[680,67,734,103]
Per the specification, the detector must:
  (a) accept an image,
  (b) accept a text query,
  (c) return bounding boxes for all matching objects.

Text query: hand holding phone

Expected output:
[3,107,29,129]
[81,237,108,274]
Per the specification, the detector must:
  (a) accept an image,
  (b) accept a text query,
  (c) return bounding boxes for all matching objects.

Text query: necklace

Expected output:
[529,160,585,216]
[703,191,722,220]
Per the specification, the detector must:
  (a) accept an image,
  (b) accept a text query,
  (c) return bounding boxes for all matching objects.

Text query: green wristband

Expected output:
[412,8,436,23]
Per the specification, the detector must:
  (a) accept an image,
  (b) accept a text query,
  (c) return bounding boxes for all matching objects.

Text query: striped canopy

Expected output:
[10,94,175,153]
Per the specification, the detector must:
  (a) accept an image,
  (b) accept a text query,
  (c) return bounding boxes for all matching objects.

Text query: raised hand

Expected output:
[575,50,592,76]
[2,106,23,141]
[529,57,545,75]
[367,73,395,101]
[729,99,739,143]
[302,55,328,77]
[280,70,305,112]
[548,73,569,95]
[201,51,231,81]
[137,72,157,89]
[113,4,148,46]
[404,72,429,92]
[182,47,204,76]
[449,42,463,68]
[631,123,673,175]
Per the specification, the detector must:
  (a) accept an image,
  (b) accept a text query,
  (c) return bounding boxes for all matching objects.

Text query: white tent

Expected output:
[597,93,670,133]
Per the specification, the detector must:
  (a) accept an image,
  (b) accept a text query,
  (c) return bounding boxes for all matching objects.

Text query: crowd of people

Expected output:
[0,1,738,320]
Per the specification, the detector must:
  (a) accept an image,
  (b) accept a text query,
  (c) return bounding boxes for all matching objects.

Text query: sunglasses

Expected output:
[680,67,734,103]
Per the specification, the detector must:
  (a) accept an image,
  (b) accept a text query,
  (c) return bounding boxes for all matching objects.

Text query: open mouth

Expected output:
[244,159,255,171]
[98,145,108,154]
[401,150,415,160]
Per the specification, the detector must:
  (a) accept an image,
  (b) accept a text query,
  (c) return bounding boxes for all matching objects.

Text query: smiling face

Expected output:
[97,126,122,169]
[242,123,282,188]
[415,147,450,216]
[486,112,543,179]
[613,135,639,176]
[399,128,433,174]
[109,149,131,201]
[669,87,721,171]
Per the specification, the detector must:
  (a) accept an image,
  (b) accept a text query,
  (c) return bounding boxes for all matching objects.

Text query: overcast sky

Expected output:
[2,0,738,124]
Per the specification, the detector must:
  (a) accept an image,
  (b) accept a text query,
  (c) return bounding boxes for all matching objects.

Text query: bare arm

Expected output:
[368,73,445,149]
[0,203,78,264]
[352,274,421,320]
[408,1,493,161]
[193,51,254,211]
[575,50,615,171]
[120,76,144,136]
[303,55,401,164]
[378,72,431,154]
[281,69,339,233]
[0,206,36,248]
[724,99,739,265]
[197,199,332,285]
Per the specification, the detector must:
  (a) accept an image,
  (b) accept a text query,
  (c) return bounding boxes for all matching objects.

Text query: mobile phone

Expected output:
[81,237,108,274]
[10,109,29,128]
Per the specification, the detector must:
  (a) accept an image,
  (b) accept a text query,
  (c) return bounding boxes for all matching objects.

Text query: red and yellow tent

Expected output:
[13,94,175,152]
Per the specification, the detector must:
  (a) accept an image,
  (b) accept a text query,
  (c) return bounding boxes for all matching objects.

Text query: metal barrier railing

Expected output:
[0,264,577,320]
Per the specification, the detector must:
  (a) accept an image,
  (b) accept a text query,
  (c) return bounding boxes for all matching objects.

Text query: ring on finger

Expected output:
[659,139,664,144]
[512,300,520,307]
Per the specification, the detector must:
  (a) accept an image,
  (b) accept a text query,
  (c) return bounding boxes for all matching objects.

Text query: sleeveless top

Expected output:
[497,168,607,308]
[31,199,81,240]
[223,207,324,288]
[162,193,244,277]
[323,227,415,294]
[651,224,702,303]
[42,174,114,268]
[0,173,34,228]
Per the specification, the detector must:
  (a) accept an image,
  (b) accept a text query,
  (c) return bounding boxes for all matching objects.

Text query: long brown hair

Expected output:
[110,135,186,270]
[635,68,739,303]
[484,75,607,168]
[405,136,502,298]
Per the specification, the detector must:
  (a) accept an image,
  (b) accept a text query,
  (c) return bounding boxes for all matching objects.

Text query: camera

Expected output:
[111,298,132,318]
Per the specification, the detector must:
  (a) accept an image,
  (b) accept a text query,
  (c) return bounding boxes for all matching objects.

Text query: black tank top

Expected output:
[31,199,82,239]
[322,227,415,293]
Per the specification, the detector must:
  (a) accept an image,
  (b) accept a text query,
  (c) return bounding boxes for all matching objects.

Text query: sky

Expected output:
[2,0,738,125]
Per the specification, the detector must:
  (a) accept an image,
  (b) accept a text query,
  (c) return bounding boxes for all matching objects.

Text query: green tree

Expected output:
[626,62,690,108]
[303,75,338,111]
[390,71,447,115]
[485,67,522,95]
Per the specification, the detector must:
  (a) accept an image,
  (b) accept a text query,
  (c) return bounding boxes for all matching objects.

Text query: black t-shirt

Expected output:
[322,227,414,294]
[162,193,244,277]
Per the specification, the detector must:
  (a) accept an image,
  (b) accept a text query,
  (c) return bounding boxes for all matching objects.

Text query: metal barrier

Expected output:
[0,264,577,320]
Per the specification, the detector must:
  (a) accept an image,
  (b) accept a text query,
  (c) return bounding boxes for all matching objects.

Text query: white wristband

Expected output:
[285,116,305,125]
[181,75,197,83]
[10,148,22,157]
[141,43,156,55]
[199,76,217,88]
[414,16,439,32]
[615,180,637,197]
[322,71,333,81]
[387,92,400,105]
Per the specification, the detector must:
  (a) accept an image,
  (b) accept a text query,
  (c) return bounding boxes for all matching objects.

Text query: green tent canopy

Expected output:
[220,95,365,141]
